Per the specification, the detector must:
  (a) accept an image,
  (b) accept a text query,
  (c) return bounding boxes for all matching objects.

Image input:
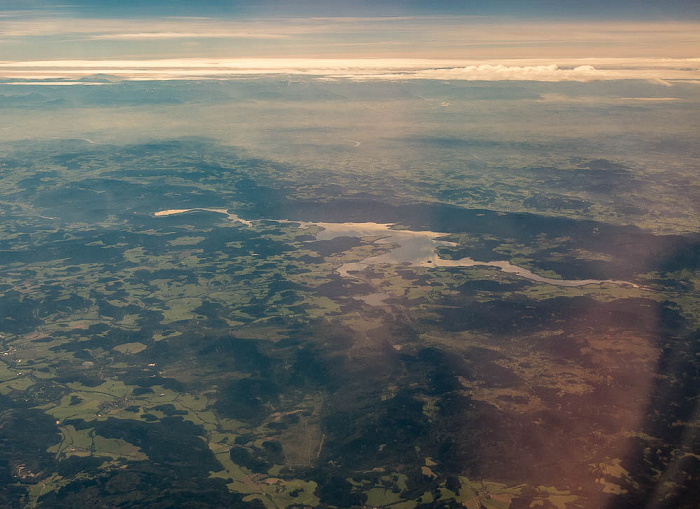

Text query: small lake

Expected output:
[154,208,252,226]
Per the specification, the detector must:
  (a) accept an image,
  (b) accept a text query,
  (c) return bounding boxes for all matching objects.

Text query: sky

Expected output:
[3,0,700,19]
[0,1,698,83]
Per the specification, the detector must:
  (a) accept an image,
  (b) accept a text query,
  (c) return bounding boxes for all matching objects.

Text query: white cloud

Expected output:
[344,62,700,83]
[0,17,303,38]
[87,31,288,40]
[620,97,679,101]
[0,58,697,83]
[362,64,604,82]
[2,81,108,85]
[1,17,699,57]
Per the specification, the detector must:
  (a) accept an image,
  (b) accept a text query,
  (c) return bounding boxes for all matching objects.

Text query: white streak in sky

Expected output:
[87,32,289,40]
[0,58,698,83]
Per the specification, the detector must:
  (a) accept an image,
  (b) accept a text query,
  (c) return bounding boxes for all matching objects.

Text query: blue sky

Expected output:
[2,0,700,19]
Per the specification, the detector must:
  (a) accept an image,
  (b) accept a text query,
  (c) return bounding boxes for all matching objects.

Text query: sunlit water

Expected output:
[155,210,637,288]
[154,208,252,226]
[309,221,638,288]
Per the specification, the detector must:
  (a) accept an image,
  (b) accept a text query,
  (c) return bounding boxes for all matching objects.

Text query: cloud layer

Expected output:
[0,57,698,84]
[0,15,699,61]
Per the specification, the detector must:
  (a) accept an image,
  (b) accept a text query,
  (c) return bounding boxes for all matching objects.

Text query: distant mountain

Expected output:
[77,74,125,83]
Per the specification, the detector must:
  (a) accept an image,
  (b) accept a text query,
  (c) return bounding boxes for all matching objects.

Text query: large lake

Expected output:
[156,209,637,288]
[309,221,638,288]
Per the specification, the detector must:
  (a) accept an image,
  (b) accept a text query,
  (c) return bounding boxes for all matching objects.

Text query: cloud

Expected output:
[1,81,109,85]
[2,17,699,49]
[0,16,307,38]
[344,62,699,83]
[87,32,288,40]
[362,64,605,82]
[0,58,697,83]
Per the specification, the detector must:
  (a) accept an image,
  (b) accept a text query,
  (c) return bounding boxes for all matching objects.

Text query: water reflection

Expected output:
[310,221,638,287]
